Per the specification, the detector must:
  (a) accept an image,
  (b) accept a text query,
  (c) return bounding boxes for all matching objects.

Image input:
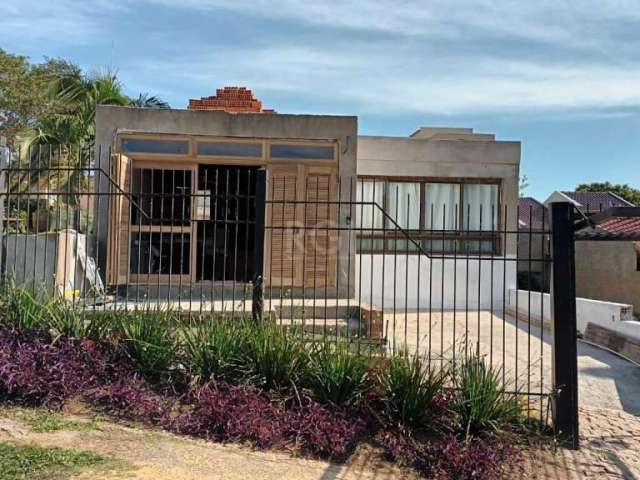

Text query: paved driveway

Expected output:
[384,311,640,416]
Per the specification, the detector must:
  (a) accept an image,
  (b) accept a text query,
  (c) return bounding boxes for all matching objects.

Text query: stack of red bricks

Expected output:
[188,87,275,114]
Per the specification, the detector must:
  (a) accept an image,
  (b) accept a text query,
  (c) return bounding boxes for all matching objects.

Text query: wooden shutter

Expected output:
[303,167,337,287]
[106,153,131,285]
[265,165,304,287]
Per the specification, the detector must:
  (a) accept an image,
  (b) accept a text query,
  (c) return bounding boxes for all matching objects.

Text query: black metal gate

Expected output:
[0,144,592,447]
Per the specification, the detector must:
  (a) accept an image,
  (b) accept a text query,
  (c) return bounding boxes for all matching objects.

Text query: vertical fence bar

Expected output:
[0,139,7,279]
[550,201,579,449]
[252,169,266,323]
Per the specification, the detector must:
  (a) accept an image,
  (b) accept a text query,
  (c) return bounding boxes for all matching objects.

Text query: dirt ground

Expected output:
[0,408,410,480]
[1,404,639,480]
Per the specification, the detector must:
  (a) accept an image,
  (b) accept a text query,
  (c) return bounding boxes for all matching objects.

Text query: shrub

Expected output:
[118,310,177,381]
[378,352,447,430]
[180,317,247,384]
[382,430,519,480]
[241,321,307,390]
[452,357,522,437]
[305,341,371,407]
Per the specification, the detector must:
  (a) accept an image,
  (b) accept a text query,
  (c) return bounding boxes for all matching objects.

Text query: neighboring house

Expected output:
[517,197,550,291]
[544,190,638,311]
[87,87,521,308]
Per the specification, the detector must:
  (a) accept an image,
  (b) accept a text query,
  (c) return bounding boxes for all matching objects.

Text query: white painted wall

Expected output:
[355,254,517,310]
[506,289,639,340]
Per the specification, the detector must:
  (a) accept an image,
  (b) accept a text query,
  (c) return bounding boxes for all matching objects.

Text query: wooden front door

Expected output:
[265,164,337,289]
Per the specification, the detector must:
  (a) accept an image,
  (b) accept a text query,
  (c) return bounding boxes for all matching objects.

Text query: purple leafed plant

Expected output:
[170,383,366,459]
[171,382,288,449]
[382,430,520,480]
[87,379,169,424]
[286,398,367,460]
[0,328,134,408]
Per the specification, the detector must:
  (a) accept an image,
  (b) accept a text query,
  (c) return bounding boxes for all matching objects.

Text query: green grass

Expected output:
[28,412,100,433]
[0,442,104,480]
[2,409,101,434]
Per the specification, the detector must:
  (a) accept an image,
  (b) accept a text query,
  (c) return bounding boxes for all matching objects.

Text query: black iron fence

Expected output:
[0,145,583,446]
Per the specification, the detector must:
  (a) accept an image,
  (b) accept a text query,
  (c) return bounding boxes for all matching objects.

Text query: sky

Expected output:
[2,0,639,200]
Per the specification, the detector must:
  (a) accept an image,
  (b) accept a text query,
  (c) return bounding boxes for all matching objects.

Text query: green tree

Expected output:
[129,93,170,109]
[519,174,529,197]
[575,182,640,206]
[0,49,71,146]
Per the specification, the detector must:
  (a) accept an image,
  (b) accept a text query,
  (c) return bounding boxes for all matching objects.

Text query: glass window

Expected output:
[356,180,384,251]
[462,184,498,254]
[130,232,190,275]
[355,179,500,255]
[197,142,262,157]
[121,138,189,155]
[131,168,191,225]
[463,184,498,231]
[386,182,421,229]
[270,144,334,160]
[356,181,384,229]
[386,182,421,251]
[424,183,460,253]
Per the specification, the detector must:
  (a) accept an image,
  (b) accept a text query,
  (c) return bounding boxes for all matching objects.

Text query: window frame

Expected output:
[128,161,197,283]
[355,176,502,255]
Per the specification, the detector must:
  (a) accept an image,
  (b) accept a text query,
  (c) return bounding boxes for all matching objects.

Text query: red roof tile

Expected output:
[597,216,640,235]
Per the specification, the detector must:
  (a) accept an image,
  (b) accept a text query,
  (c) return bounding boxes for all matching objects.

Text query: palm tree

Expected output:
[17,71,170,195]
[129,93,170,109]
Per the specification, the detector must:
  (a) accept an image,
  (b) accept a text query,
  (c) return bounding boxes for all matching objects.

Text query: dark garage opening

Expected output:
[196,165,258,282]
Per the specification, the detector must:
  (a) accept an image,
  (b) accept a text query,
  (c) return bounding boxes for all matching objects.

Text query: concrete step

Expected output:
[271,303,359,320]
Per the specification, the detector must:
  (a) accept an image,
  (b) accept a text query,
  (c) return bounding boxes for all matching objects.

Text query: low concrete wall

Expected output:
[506,288,638,340]
[2,231,97,296]
[355,254,517,310]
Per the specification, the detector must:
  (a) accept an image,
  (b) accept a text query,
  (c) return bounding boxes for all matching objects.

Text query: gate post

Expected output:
[252,169,266,323]
[550,201,579,449]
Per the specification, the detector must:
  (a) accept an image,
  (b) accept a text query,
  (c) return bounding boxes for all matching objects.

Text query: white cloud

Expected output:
[0,0,128,47]
[137,0,640,48]
[132,43,640,115]
[3,0,640,116]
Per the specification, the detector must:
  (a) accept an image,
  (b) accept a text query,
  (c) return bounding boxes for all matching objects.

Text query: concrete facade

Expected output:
[355,128,521,310]
[93,111,521,308]
[575,240,640,311]
[94,105,358,295]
